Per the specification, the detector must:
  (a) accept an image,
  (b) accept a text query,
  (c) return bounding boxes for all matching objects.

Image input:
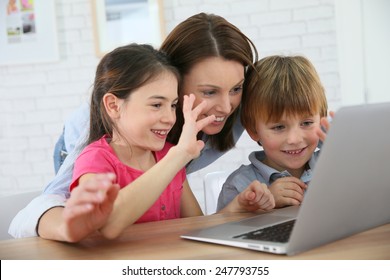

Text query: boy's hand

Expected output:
[269,177,307,208]
[237,180,275,212]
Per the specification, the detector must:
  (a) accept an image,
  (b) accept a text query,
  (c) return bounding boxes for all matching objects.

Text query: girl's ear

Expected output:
[103,93,122,119]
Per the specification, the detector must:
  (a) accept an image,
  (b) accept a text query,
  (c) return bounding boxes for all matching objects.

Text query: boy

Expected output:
[217,55,328,210]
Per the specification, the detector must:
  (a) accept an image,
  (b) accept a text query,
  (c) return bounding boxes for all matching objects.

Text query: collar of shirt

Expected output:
[248,150,317,185]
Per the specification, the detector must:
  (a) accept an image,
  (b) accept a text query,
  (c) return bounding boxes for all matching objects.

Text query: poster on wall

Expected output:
[0,0,59,65]
[92,0,165,57]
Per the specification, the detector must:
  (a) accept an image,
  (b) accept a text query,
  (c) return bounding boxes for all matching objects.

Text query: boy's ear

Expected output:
[103,93,122,119]
[247,128,260,142]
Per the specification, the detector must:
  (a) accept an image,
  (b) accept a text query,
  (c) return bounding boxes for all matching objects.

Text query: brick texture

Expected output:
[0,0,340,212]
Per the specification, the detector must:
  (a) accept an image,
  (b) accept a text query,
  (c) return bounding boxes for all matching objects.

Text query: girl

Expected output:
[68,44,274,240]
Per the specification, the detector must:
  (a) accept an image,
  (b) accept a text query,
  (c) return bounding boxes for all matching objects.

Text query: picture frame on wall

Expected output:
[92,0,165,57]
[0,0,59,65]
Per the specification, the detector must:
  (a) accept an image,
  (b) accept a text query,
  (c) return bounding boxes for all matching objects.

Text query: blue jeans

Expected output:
[53,128,68,174]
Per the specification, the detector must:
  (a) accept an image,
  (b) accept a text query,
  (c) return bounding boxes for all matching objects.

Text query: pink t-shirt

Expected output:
[70,135,186,223]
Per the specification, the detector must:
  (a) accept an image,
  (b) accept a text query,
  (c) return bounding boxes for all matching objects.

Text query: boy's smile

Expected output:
[253,113,321,178]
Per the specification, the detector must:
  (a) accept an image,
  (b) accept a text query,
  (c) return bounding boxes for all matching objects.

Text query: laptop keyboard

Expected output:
[233,219,296,243]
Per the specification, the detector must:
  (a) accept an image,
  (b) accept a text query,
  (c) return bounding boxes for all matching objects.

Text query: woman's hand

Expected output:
[317,111,335,142]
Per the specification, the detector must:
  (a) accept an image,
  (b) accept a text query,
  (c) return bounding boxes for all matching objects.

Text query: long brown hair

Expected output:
[161,13,258,151]
[89,43,180,144]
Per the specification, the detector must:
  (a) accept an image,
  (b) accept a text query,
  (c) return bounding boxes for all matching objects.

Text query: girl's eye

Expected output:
[171,103,178,110]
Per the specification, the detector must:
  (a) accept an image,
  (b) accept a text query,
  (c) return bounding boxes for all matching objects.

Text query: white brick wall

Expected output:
[0,0,341,212]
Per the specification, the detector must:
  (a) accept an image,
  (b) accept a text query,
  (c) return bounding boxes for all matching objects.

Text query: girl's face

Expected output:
[181,57,244,135]
[250,113,321,178]
[114,72,179,153]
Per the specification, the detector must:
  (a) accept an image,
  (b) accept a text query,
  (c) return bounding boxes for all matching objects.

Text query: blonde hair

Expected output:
[242,55,328,135]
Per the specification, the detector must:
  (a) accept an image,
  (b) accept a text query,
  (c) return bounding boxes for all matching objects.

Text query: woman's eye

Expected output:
[152,103,162,108]
[231,85,243,95]
[171,103,178,110]
[203,90,216,96]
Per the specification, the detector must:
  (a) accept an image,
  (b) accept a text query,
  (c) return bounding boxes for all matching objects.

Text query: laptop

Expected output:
[182,102,390,255]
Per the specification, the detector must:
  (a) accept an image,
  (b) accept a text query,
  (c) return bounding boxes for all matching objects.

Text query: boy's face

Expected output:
[250,112,321,177]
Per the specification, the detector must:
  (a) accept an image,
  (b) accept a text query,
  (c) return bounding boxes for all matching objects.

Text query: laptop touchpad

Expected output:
[232,215,290,228]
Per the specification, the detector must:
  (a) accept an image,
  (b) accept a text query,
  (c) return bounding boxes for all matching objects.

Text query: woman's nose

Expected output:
[215,94,232,114]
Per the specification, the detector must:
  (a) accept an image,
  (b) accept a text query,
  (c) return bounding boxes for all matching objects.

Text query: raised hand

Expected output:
[176,94,215,159]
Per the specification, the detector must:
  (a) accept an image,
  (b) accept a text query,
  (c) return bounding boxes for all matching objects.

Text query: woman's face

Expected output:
[181,57,245,135]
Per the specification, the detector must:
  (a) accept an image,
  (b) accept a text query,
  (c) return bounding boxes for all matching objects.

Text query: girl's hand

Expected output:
[176,94,215,159]
[61,173,120,242]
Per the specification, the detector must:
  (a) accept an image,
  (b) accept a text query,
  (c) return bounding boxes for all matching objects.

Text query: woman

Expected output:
[10,13,324,242]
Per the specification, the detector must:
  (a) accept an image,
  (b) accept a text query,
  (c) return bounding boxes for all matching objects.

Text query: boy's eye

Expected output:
[302,121,314,127]
[271,125,285,131]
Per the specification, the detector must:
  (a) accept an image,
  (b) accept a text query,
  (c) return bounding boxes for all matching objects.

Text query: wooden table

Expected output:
[0,212,389,260]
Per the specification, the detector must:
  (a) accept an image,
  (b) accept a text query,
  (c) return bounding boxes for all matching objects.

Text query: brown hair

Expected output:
[89,43,180,144]
[161,13,258,151]
[242,55,328,135]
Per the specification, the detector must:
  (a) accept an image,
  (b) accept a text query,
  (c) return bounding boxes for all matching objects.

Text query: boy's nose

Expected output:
[286,128,303,144]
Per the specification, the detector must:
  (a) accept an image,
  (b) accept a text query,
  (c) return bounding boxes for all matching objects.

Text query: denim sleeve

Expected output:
[53,128,66,174]
[44,128,88,196]
[53,102,90,173]
[64,102,90,153]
